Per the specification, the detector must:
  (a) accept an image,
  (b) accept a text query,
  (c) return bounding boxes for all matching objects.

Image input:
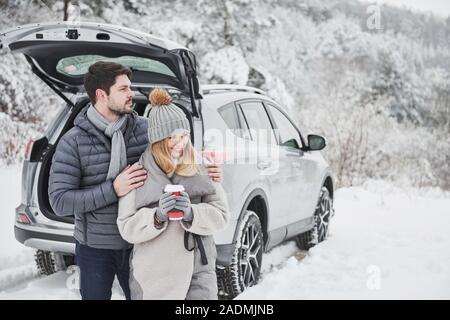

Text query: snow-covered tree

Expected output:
[0,0,449,189]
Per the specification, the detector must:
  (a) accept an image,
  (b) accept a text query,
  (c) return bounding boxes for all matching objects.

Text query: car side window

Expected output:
[218,104,252,140]
[236,106,253,140]
[239,101,277,144]
[218,104,239,129]
[267,104,302,149]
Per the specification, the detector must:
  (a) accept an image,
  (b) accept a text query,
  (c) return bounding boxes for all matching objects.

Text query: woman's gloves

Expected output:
[175,191,193,222]
[156,192,176,222]
[155,191,193,223]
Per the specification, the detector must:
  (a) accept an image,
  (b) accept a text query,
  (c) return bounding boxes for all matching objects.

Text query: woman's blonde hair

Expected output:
[151,137,198,177]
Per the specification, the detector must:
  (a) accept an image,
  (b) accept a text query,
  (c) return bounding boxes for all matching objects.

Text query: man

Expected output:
[48,61,222,300]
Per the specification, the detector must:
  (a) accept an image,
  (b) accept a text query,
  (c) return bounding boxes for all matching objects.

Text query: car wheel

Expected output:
[217,210,263,299]
[296,187,333,250]
[35,250,74,276]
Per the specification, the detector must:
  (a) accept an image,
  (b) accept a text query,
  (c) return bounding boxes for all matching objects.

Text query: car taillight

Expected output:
[17,213,31,224]
[24,139,34,161]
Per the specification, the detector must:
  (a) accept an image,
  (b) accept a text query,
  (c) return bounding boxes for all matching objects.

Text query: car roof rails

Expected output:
[201,84,266,95]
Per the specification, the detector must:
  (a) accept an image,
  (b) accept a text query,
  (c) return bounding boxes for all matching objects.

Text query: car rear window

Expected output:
[56,55,176,78]
[218,104,252,140]
[239,101,277,144]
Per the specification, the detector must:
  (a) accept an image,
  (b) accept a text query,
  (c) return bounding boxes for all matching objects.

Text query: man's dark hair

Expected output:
[84,61,132,104]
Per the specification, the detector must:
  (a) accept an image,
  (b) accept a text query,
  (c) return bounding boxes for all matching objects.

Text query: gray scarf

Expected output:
[134,146,216,210]
[86,104,128,180]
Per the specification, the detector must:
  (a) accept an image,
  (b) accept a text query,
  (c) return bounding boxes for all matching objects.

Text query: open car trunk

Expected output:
[0,21,201,116]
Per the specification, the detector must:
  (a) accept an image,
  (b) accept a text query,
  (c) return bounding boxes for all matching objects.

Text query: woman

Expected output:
[117,88,229,300]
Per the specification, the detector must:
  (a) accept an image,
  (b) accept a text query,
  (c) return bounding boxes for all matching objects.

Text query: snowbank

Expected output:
[239,180,450,299]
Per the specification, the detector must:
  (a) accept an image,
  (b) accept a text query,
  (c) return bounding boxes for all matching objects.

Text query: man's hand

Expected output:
[113,164,147,197]
[202,150,223,183]
[206,162,222,183]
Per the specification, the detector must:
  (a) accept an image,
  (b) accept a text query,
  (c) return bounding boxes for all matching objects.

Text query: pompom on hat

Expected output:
[147,88,190,145]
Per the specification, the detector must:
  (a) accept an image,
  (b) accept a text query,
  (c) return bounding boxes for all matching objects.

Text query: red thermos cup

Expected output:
[164,184,185,220]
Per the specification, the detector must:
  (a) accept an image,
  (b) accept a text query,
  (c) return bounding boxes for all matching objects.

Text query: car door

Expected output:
[238,100,289,245]
[265,103,320,235]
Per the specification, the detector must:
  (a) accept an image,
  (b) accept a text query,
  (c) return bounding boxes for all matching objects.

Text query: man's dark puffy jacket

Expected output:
[48,106,148,250]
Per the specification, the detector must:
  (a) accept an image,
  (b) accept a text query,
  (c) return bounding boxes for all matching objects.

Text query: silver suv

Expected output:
[1,22,335,298]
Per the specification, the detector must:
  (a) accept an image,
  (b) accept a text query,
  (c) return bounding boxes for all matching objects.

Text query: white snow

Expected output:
[1,165,450,299]
[200,46,250,85]
[239,180,450,299]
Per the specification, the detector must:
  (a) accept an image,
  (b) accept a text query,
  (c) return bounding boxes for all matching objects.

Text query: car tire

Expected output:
[296,187,333,250]
[217,210,263,299]
[35,250,74,276]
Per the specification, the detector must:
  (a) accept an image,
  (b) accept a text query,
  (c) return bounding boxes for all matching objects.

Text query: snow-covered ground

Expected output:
[240,181,450,299]
[1,165,449,299]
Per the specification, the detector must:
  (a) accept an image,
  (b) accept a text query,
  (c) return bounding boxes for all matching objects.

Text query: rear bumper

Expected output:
[15,225,75,254]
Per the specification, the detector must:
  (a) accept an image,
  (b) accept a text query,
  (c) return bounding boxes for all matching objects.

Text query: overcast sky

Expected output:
[368,0,450,18]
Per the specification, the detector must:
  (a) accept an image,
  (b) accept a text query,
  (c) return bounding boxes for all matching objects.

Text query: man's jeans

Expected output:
[75,241,132,300]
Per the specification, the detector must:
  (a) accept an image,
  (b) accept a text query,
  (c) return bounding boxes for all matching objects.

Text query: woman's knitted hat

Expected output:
[147,88,190,145]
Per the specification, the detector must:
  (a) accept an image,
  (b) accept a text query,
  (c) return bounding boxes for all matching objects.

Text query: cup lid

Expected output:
[164,184,185,193]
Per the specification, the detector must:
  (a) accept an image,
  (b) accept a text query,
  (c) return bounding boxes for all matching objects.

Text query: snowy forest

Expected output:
[1,0,450,190]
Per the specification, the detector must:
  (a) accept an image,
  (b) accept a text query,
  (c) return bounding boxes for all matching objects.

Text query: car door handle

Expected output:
[257,160,271,170]
[286,150,303,157]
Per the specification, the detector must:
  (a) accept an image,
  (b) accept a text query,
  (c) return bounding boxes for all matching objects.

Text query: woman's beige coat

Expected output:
[117,147,229,299]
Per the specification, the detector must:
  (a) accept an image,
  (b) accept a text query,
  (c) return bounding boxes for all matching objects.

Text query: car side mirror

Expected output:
[307,134,326,151]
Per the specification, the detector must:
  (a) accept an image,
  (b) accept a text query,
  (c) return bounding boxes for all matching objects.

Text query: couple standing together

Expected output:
[48,61,229,300]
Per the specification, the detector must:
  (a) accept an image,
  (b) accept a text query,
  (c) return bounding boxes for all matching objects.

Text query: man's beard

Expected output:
[108,98,133,115]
